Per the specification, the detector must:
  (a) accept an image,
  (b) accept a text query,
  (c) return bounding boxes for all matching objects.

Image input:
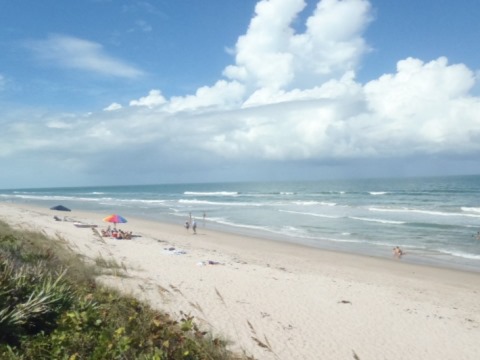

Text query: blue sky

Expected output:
[1,0,479,189]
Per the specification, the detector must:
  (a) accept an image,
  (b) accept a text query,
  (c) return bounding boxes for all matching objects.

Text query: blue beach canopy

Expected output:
[50,205,71,211]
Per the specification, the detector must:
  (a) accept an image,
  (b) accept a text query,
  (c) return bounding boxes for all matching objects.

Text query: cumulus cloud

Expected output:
[167,80,245,112]
[26,34,143,78]
[129,89,167,108]
[365,57,475,117]
[224,0,371,92]
[115,0,480,166]
[362,57,480,155]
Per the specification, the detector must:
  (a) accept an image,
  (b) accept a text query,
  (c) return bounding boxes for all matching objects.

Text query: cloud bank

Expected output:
[2,0,480,187]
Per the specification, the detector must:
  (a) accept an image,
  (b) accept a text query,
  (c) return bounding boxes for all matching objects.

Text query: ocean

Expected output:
[1,175,479,272]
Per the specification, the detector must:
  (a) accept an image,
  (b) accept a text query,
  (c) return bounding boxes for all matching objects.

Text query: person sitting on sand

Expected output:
[101,226,112,237]
[393,246,404,258]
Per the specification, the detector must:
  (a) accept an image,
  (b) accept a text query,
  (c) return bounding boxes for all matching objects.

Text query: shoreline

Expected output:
[188,218,480,274]
[1,202,479,359]
[5,199,479,274]
[2,178,480,275]
[73,209,480,275]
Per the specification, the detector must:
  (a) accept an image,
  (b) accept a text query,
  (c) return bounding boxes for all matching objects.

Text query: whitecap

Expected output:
[178,199,262,207]
[461,207,480,214]
[437,249,480,260]
[184,191,239,196]
[349,216,405,225]
[370,207,480,218]
[280,209,341,219]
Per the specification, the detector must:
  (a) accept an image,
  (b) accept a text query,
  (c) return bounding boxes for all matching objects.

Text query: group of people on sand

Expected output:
[101,226,132,240]
[184,219,197,234]
[184,211,205,234]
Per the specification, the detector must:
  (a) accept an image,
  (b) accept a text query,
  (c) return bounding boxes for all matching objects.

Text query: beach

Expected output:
[1,202,479,359]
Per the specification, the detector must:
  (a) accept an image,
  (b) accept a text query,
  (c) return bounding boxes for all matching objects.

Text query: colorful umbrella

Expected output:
[103,214,127,227]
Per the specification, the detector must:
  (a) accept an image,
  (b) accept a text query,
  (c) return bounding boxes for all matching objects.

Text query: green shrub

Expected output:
[0,220,241,359]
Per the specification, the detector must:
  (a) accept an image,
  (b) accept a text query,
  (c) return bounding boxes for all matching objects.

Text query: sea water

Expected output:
[1,175,479,272]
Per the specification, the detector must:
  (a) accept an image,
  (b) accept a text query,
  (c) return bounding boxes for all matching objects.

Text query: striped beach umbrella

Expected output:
[103,214,127,227]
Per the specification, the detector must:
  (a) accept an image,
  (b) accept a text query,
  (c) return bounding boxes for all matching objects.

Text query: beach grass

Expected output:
[0,220,243,359]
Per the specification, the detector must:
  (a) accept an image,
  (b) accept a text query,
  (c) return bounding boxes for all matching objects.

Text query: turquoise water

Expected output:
[1,175,479,272]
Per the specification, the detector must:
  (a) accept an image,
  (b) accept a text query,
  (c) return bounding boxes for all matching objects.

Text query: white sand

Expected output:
[1,202,479,360]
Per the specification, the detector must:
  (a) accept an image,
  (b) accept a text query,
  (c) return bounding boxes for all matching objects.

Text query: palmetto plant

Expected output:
[0,257,74,344]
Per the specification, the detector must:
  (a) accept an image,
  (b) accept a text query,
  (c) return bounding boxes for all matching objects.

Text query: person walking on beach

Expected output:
[185,220,190,231]
[192,219,197,234]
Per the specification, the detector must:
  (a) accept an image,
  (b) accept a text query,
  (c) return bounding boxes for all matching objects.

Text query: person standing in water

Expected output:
[393,246,404,258]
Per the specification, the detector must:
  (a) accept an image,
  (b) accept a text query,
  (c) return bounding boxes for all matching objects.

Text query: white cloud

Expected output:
[364,57,475,118]
[294,0,372,76]
[361,57,480,155]
[104,102,123,111]
[224,0,371,91]
[129,89,166,108]
[100,0,480,167]
[26,34,143,78]
[167,80,245,112]
[223,0,305,89]
[106,51,480,165]
[243,71,362,107]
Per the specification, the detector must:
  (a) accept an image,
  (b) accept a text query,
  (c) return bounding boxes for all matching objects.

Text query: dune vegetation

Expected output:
[0,220,245,359]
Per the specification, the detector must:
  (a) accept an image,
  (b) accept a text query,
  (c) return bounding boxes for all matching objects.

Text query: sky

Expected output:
[1,0,480,189]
